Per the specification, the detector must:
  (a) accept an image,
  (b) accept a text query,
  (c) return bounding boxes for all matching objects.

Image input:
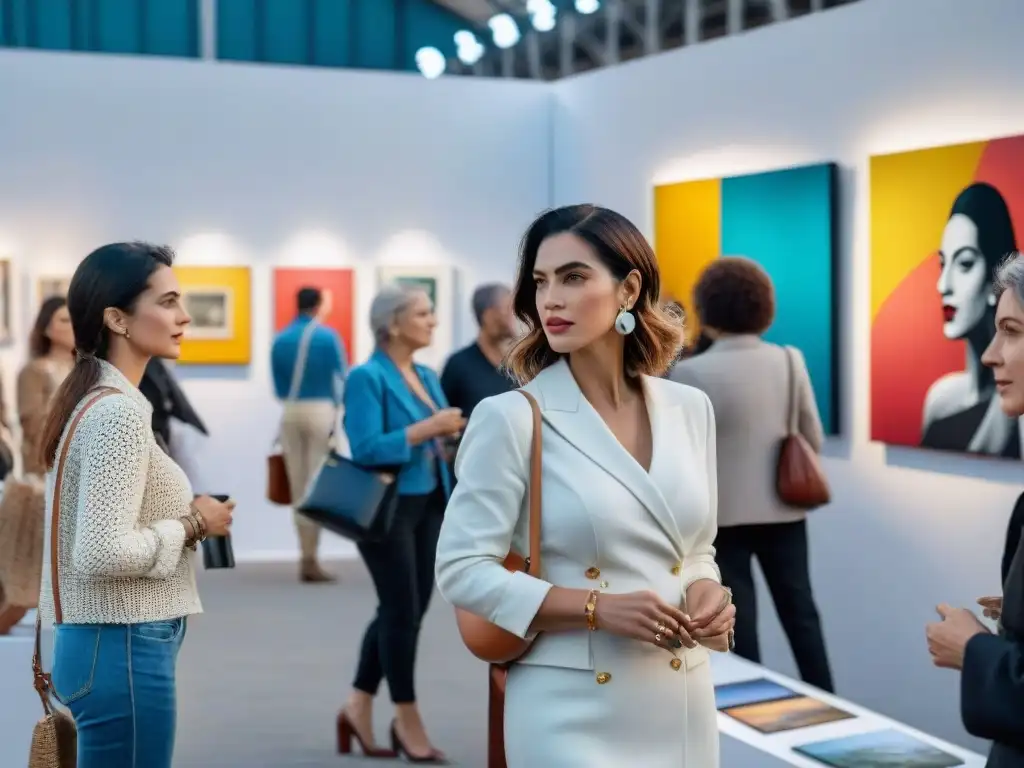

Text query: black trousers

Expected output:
[353,487,445,703]
[715,520,835,692]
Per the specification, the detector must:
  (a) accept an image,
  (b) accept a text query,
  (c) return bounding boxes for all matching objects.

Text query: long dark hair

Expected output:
[39,242,174,470]
[29,296,68,358]
[949,182,1018,274]
[505,204,683,383]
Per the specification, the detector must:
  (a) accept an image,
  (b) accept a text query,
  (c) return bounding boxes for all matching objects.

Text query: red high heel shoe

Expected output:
[390,720,450,764]
[336,711,396,758]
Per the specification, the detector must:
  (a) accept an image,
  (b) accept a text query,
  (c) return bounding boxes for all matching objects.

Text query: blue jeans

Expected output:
[51,618,187,768]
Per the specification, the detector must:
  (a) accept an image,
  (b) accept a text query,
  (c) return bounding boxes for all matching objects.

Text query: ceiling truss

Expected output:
[444,0,856,80]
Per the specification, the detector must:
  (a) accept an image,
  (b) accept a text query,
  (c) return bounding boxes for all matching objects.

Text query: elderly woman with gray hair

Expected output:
[337,283,464,763]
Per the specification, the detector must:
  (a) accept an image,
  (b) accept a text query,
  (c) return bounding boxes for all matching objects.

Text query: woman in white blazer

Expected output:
[435,205,736,768]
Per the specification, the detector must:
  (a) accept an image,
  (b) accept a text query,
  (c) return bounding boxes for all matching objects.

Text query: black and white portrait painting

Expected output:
[183,288,233,339]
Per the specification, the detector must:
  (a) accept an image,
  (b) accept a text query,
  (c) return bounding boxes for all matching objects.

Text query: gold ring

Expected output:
[654,632,662,642]
[656,623,668,634]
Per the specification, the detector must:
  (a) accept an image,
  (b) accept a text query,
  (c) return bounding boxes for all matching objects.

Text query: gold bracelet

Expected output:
[584,589,599,632]
[181,516,198,549]
[192,510,208,540]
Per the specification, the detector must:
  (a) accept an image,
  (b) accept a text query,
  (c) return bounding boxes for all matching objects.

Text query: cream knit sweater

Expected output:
[38,361,203,625]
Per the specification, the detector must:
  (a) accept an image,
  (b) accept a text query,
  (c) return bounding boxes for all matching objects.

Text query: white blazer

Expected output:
[435,358,721,673]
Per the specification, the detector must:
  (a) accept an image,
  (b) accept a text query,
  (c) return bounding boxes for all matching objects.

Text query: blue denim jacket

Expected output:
[343,350,452,498]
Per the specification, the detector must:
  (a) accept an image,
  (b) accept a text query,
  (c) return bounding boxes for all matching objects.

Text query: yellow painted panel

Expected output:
[174,266,252,365]
[869,141,985,321]
[653,178,721,340]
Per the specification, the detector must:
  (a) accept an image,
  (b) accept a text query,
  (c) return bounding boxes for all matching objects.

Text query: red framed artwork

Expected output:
[273,268,355,363]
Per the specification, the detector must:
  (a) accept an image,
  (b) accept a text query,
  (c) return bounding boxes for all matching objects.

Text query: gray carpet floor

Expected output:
[174,559,487,767]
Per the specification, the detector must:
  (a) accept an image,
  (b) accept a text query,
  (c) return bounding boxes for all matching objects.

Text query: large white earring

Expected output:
[989,292,997,307]
[614,305,636,335]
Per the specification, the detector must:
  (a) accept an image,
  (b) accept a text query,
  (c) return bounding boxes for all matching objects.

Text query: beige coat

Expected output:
[671,335,825,527]
[18,358,71,476]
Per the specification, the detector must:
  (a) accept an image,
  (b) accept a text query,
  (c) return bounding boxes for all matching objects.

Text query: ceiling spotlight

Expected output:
[414,46,446,79]
[487,13,521,49]
[527,0,557,31]
[454,30,485,65]
[575,0,600,13]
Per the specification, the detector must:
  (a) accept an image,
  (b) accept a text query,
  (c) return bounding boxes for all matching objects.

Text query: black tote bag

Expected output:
[295,392,402,543]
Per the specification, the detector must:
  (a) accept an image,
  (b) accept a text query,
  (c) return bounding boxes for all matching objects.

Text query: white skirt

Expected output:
[503,638,719,767]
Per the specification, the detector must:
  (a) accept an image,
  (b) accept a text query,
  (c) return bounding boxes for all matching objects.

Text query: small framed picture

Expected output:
[37,276,71,303]
[182,287,234,340]
[376,264,455,369]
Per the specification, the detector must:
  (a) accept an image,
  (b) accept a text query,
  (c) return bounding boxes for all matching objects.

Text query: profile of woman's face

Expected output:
[938,213,991,340]
[982,288,1024,417]
[117,265,191,360]
[45,305,75,352]
[533,232,629,355]
[392,290,436,351]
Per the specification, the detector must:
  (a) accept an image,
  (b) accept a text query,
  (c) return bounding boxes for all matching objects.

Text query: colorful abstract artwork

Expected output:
[174,266,251,365]
[794,728,964,767]
[654,163,839,433]
[870,135,1024,457]
[273,268,354,364]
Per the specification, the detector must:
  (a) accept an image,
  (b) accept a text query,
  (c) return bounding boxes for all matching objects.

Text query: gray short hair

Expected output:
[993,252,1024,309]
[471,283,510,326]
[369,283,423,345]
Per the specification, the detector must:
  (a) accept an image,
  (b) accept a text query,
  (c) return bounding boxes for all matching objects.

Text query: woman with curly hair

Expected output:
[671,256,834,692]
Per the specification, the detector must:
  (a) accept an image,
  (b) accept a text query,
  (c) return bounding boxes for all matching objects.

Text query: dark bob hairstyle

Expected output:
[505,204,683,383]
[39,242,174,469]
[29,295,68,358]
[692,256,775,335]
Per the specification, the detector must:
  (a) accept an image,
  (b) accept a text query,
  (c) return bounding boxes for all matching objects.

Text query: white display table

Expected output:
[711,653,987,766]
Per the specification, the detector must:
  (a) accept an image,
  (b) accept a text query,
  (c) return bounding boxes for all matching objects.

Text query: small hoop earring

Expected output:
[614,305,636,336]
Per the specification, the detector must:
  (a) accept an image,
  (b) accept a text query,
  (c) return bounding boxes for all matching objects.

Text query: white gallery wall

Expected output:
[551,0,1024,752]
[0,50,551,561]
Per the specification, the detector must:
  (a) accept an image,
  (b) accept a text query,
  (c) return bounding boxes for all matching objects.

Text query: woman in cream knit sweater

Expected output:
[37,242,235,768]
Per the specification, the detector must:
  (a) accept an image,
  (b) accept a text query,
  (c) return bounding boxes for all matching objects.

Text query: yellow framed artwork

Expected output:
[174,266,251,365]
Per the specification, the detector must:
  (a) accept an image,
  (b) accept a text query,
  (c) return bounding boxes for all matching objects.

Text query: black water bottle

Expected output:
[201,494,235,569]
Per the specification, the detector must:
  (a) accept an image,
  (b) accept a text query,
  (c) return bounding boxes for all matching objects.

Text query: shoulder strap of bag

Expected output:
[783,346,798,435]
[515,390,543,578]
[286,320,319,402]
[32,386,118,712]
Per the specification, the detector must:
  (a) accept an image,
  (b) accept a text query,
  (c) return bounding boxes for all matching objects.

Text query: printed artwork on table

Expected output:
[793,728,964,767]
[174,266,251,365]
[654,162,839,433]
[714,677,800,710]
[273,268,355,364]
[870,134,1024,458]
[720,693,855,734]
[376,265,455,371]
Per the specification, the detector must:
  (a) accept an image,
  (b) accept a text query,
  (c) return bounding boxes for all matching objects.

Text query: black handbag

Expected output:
[296,452,401,543]
[295,393,402,543]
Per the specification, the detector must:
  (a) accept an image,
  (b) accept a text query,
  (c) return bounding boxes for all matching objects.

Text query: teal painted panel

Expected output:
[354,0,397,70]
[0,0,196,55]
[144,0,198,57]
[262,0,309,64]
[94,0,143,53]
[34,0,73,49]
[217,0,257,61]
[311,0,351,67]
[403,0,465,65]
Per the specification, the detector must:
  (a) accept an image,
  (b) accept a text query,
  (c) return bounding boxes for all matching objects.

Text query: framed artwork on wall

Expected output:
[273,268,355,363]
[174,266,251,365]
[0,259,12,345]
[869,133,1024,458]
[653,162,840,434]
[37,275,70,302]
[376,265,455,370]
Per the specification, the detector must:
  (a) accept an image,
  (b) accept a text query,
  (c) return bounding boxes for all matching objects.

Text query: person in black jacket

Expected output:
[138,358,207,455]
[926,251,1024,767]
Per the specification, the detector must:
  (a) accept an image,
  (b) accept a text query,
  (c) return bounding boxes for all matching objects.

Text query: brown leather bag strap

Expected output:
[515,390,543,578]
[32,386,119,712]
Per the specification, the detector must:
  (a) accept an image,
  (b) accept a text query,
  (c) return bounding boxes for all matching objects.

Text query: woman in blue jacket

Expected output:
[337,283,465,763]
